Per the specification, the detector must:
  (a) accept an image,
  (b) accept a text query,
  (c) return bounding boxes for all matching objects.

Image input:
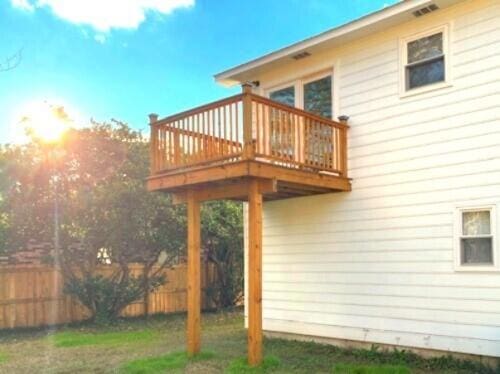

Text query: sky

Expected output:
[0,0,396,143]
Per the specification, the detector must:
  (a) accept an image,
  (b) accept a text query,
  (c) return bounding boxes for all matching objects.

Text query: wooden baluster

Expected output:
[217,106,222,157]
[161,125,165,170]
[223,105,227,156]
[289,113,294,164]
[235,102,240,155]
[191,116,195,164]
[322,123,326,169]
[211,109,216,159]
[280,110,284,159]
[229,103,234,155]
[183,118,188,166]
[203,111,210,160]
[313,121,318,167]
[197,113,201,162]
[255,103,263,154]
[187,117,191,165]
[193,114,197,162]
[284,111,288,162]
[168,125,172,167]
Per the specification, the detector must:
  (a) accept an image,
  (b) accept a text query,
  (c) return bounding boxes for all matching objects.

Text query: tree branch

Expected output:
[0,48,23,72]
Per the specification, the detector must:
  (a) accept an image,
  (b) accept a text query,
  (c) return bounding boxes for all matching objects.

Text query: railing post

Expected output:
[242,83,254,160]
[338,115,349,178]
[149,113,159,174]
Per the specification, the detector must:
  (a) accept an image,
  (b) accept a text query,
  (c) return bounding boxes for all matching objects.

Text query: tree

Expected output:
[1,120,186,322]
[202,201,244,309]
[0,118,245,319]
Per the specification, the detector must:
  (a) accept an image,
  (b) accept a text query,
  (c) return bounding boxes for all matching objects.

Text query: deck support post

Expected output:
[247,179,263,366]
[186,189,201,356]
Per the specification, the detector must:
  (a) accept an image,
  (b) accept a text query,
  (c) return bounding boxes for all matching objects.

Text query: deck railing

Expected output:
[150,85,348,177]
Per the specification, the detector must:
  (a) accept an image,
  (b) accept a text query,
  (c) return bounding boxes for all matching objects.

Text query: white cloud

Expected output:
[11,0,194,31]
[10,0,34,12]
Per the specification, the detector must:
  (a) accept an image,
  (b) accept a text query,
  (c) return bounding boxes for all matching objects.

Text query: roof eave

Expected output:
[214,0,456,86]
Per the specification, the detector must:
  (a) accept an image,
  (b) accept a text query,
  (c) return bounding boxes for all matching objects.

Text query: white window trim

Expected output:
[263,67,336,119]
[454,205,498,272]
[399,24,452,98]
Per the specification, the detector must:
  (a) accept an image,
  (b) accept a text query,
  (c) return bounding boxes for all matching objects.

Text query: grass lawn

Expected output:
[0,309,495,373]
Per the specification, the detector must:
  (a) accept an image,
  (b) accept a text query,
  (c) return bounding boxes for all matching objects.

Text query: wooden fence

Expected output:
[0,262,215,330]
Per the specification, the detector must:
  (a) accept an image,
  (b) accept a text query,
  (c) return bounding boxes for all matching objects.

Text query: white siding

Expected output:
[247,0,500,357]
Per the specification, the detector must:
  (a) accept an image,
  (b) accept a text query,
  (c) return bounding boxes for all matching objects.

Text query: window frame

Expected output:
[399,24,451,98]
[454,205,498,272]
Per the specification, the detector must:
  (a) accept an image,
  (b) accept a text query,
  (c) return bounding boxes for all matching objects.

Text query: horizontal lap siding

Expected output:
[252,0,500,357]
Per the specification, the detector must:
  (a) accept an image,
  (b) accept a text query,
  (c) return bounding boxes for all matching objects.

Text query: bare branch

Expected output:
[0,48,23,72]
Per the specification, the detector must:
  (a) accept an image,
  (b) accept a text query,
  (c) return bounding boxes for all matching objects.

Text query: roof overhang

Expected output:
[214,0,463,86]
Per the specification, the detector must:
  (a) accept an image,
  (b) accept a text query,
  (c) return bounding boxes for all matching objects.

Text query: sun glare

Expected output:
[17,100,73,143]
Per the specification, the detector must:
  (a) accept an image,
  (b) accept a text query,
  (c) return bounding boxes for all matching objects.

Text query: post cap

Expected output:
[241,82,253,93]
[338,115,349,123]
[148,113,159,124]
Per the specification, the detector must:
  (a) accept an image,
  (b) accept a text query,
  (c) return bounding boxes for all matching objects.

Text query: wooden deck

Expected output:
[147,83,350,366]
[147,84,350,201]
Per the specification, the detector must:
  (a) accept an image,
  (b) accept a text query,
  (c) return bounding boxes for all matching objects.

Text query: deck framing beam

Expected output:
[147,161,351,193]
[171,178,277,204]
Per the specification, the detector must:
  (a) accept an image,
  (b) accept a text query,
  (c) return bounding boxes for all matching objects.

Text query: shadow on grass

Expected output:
[50,330,157,348]
[333,363,411,374]
[226,355,280,374]
[120,351,215,374]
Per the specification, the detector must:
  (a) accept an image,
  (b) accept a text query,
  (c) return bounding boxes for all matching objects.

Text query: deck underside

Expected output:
[147,160,351,201]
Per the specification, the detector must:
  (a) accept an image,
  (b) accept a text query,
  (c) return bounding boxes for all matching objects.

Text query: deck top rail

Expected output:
[150,85,348,177]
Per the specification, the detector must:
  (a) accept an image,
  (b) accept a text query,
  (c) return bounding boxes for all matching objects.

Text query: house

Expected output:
[147,0,500,365]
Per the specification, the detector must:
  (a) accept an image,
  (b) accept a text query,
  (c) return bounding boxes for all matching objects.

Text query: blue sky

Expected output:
[0,0,396,143]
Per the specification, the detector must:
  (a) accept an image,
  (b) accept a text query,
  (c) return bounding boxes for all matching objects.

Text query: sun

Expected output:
[18,100,72,143]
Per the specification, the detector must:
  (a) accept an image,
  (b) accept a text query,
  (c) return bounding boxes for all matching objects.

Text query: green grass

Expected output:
[0,310,497,373]
[0,352,7,364]
[51,329,157,347]
[333,363,411,374]
[226,355,281,373]
[120,351,215,374]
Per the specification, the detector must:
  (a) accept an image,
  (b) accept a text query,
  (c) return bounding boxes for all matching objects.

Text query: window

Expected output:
[267,73,333,159]
[401,26,450,95]
[268,85,295,156]
[266,71,333,118]
[406,32,444,90]
[303,75,332,119]
[97,247,112,265]
[455,206,497,271]
[269,86,295,107]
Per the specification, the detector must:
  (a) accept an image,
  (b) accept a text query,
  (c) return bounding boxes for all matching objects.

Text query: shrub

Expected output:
[64,273,165,324]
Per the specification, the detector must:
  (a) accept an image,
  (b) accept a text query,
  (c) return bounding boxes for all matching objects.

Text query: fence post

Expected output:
[143,265,150,317]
